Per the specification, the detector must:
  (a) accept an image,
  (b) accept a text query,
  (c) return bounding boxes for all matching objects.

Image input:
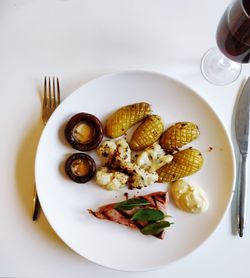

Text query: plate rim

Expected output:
[35,70,236,271]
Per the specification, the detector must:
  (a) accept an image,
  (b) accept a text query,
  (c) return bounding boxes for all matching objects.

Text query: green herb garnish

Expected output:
[140,221,173,236]
[131,209,165,221]
[115,199,150,210]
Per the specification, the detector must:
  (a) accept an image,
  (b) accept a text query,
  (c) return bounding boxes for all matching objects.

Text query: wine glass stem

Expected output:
[200,47,242,85]
[218,56,231,67]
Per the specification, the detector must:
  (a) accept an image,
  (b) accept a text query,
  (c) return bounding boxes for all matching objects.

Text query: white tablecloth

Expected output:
[1,0,250,277]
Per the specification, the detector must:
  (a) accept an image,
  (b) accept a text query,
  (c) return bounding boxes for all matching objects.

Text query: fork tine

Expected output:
[43,76,47,107]
[48,77,52,108]
[56,77,60,106]
[52,76,56,108]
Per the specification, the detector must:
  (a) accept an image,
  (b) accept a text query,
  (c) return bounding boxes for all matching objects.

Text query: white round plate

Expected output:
[35,71,235,271]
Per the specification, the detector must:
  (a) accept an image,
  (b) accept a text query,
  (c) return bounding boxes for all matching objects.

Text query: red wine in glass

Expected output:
[201,0,250,85]
[216,0,250,63]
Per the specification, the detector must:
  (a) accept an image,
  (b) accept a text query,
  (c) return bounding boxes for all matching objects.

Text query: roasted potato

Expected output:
[160,122,199,153]
[130,115,164,151]
[157,148,203,182]
[105,102,152,138]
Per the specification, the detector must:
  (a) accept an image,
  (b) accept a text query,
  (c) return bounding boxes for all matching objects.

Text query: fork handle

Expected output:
[32,187,40,221]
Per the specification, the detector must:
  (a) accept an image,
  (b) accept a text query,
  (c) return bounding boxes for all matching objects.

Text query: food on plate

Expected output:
[96,139,172,189]
[157,148,203,182]
[62,104,204,201]
[65,153,96,183]
[96,140,118,164]
[135,142,173,172]
[97,138,131,166]
[64,112,103,151]
[96,167,128,190]
[160,122,200,153]
[129,115,164,151]
[171,179,209,213]
[105,102,152,138]
[88,191,173,239]
[127,166,159,189]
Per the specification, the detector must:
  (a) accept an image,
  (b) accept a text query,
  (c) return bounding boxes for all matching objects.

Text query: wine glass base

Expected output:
[201,47,242,86]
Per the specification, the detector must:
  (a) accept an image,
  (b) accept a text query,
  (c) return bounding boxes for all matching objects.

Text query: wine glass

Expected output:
[201,0,250,86]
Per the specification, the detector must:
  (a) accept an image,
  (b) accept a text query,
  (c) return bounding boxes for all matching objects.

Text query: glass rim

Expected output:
[241,0,250,19]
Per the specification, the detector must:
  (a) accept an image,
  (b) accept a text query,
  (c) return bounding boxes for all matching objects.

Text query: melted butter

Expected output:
[71,159,90,177]
[171,179,209,213]
[73,122,94,144]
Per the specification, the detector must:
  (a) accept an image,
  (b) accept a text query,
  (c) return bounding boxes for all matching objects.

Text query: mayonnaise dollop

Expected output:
[171,179,209,213]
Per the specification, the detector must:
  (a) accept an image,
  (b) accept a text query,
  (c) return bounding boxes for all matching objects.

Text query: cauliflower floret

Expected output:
[96,167,128,190]
[135,151,151,168]
[96,140,170,190]
[116,138,131,163]
[97,140,117,163]
[128,165,158,188]
[97,138,131,165]
[136,143,173,172]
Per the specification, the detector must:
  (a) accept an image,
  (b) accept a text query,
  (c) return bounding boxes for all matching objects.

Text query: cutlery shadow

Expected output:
[230,78,247,236]
[15,119,70,251]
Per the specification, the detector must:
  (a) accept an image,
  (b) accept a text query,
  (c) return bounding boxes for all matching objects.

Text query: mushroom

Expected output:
[65,153,96,183]
[65,113,103,151]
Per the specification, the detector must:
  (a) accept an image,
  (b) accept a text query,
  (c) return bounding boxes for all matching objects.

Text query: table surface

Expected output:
[1,0,250,277]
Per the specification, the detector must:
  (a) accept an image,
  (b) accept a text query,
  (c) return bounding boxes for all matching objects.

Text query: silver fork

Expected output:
[32,76,61,221]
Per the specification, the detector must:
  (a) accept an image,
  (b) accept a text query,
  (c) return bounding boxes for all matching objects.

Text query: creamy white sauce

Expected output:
[171,179,209,213]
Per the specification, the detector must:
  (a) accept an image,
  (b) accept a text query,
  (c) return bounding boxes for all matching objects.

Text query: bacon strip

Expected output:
[88,191,169,239]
